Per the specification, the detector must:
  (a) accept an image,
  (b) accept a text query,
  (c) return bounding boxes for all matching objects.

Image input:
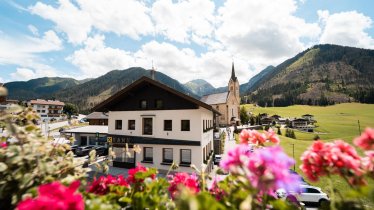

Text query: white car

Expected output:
[295,185,329,206]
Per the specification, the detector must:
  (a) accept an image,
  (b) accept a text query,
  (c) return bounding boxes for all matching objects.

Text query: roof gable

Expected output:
[200,92,229,105]
[93,76,219,114]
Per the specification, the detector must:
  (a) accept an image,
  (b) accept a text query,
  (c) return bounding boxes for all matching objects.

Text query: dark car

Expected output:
[93,146,108,156]
[70,145,78,154]
[75,145,95,156]
[214,154,222,165]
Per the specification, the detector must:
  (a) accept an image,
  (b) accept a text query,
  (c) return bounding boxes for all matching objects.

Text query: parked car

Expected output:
[70,145,78,154]
[294,185,329,207]
[79,118,87,123]
[93,146,108,156]
[214,154,222,165]
[75,145,95,156]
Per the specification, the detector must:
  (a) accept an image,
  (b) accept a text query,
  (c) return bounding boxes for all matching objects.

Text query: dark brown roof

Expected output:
[29,99,65,106]
[86,112,108,119]
[93,76,221,115]
[200,92,229,105]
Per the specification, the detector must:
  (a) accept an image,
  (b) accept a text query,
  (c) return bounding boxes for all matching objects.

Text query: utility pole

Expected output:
[358,120,361,135]
[291,143,295,171]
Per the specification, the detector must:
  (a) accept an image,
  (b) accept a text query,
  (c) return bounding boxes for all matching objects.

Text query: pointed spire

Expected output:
[231,61,237,82]
[150,60,156,80]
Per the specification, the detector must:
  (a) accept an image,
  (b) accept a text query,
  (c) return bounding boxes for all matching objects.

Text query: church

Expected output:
[200,63,241,126]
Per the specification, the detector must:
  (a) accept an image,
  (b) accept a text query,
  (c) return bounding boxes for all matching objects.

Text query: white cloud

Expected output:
[30,0,153,44]
[319,10,374,49]
[216,0,321,59]
[30,0,92,44]
[151,0,216,43]
[28,24,39,36]
[78,0,154,40]
[0,30,62,80]
[66,35,135,78]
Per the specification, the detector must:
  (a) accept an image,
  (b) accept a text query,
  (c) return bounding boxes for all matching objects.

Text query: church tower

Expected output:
[228,62,240,102]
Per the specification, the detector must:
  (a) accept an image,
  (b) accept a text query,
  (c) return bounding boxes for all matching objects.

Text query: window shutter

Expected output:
[181,150,191,163]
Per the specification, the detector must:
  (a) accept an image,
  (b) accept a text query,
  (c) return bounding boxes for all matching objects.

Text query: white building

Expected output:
[93,76,220,173]
[63,125,108,146]
[28,99,65,121]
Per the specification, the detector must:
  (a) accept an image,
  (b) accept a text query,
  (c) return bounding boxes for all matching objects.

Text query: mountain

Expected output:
[54,67,197,112]
[246,44,374,106]
[4,77,82,100]
[184,79,216,96]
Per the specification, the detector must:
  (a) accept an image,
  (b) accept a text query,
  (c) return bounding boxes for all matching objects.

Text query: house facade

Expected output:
[28,99,65,121]
[94,76,220,173]
[201,63,240,126]
[86,112,109,125]
[63,125,108,146]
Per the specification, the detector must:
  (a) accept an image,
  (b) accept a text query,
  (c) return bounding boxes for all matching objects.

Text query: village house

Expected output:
[93,76,220,173]
[86,112,109,125]
[27,99,65,121]
[200,63,240,127]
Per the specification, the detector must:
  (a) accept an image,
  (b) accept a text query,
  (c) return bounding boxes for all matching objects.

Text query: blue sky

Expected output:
[0,0,373,87]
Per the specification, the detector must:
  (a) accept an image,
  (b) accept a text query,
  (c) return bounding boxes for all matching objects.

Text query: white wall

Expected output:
[108,107,213,141]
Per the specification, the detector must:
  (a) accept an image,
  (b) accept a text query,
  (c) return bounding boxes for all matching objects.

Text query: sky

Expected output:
[0,0,374,87]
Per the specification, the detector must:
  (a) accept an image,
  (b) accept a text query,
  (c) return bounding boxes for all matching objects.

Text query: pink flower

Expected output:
[209,176,225,200]
[300,140,364,184]
[265,128,280,144]
[0,142,6,148]
[127,163,156,184]
[239,129,279,146]
[17,181,84,210]
[219,144,252,173]
[168,172,199,199]
[87,175,129,195]
[362,151,374,179]
[354,128,374,150]
[246,146,301,195]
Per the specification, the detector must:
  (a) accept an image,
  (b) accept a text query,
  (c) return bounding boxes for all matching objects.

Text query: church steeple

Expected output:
[231,62,237,82]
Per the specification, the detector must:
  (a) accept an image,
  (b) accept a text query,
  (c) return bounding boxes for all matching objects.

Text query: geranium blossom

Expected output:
[209,176,226,200]
[219,144,252,174]
[246,146,301,195]
[17,181,84,210]
[1,142,6,148]
[168,172,199,199]
[362,151,374,179]
[239,129,279,145]
[87,175,129,195]
[300,140,363,184]
[354,128,374,150]
[127,163,156,184]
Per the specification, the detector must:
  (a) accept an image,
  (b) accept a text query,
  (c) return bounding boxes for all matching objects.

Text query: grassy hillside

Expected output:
[242,103,374,207]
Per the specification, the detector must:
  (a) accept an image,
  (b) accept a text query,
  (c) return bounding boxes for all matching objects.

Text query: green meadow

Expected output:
[241,103,374,207]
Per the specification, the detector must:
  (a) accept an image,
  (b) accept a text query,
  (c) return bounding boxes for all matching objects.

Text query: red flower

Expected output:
[362,151,374,179]
[17,181,84,210]
[127,163,156,184]
[1,142,6,148]
[300,140,364,184]
[354,128,374,150]
[87,175,129,195]
[168,173,199,199]
[265,128,280,144]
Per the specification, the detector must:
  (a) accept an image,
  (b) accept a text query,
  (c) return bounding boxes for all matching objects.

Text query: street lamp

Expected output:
[290,143,295,171]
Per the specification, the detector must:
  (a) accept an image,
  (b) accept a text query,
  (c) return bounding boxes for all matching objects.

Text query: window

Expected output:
[164,120,172,131]
[140,100,147,109]
[155,99,163,109]
[163,148,173,163]
[42,110,45,113]
[305,188,320,193]
[143,147,153,162]
[181,120,190,131]
[180,149,191,164]
[128,120,135,130]
[143,118,153,135]
[115,120,122,130]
